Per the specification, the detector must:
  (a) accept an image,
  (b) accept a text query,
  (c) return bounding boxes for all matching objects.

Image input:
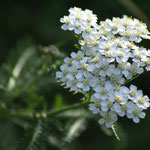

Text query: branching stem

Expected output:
[0,99,90,120]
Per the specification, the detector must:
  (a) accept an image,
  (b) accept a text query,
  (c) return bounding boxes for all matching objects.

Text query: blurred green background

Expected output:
[0,0,150,150]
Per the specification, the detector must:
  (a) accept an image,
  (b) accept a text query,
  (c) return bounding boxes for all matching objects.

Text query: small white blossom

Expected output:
[126,105,146,123]
[113,101,134,117]
[94,82,113,100]
[56,64,69,82]
[98,111,118,128]
[88,95,101,114]
[125,62,144,79]
[135,95,150,109]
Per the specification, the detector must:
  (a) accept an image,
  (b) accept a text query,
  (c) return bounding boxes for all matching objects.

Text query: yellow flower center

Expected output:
[121,104,127,111]
[94,70,99,76]
[118,63,125,70]
[115,40,122,47]
[93,56,99,63]
[63,69,67,75]
[95,100,101,108]
[130,69,136,75]
[75,14,81,20]
[130,90,136,96]
[135,53,141,59]
[105,44,111,50]
[90,50,96,57]
[82,64,88,70]
[75,23,81,28]
[83,79,89,85]
[72,70,77,75]
[106,51,112,58]
[93,40,99,46]
[108,102,113,108]
[139,97,145,104]
[72,80,77,85]
[111,76,118,82]
[104,116,111,122]
[125,31,131,37]
[133,109,139,116]
[127,42,134,48]
[102,65,108,71]
[77,54,82,60]
[65,18,70,24]
[101,88,107,95]
[112,24,118,30]
[115,96,122,102]
[86,27,91,33]
[114,85,121,91]
[118,52,124,58]
[87,16,92,22]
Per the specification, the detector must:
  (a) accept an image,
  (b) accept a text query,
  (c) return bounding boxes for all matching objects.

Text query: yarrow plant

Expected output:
[56,7,150,129]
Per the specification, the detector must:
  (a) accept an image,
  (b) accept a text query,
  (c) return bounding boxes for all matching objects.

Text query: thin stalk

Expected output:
[0,99,90,119]
[124,75,139,85]
[47,99,90,117]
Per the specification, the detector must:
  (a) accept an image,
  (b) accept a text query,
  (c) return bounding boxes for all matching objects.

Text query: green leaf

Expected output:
[64,117,87,143]
[7,47,35,91]
[100,125,113,136]
[16,119,47,150]
[112,123,120,141]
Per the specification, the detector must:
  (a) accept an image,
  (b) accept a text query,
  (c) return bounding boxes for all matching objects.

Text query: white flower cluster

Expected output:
[56,7,150,128]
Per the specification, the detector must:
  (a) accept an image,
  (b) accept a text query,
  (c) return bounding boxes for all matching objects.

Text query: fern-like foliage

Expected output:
[16,119,48,150]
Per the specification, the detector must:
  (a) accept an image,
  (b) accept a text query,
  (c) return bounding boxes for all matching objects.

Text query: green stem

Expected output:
[47,99,90,117]
[124,75,139,85]
[0,99,90,119]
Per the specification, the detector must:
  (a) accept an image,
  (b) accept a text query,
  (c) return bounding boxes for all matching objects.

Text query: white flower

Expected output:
[56,64,69,82]
[84,9,98,27]
[125,62,144,79]
[66,65,81,80]
[117,62,130,77]
[128,84,142,100]
[109,74,125,85]
[110,91,128,105]
[113,101,134,117]
[76,72,93,92]
[101,99,114,112]
[126,105,146,123]
[60,16,74,31]
[98,111,118,128]
[70,20,85,34]
[90,39,100,51]
[99,59,114,77]
[82,27,97,39]
[64,57,73,66]
[120,85,130,95]
[66,77,78,91]
[103,50,116,63]
[131,48,148,63]
[88,95,101,114]
[87,55,102,72]
[71,51,84,66]
[99,40,115,52]
[94,82,113,100]
[135,95,150,109]
[115,48,130,63]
